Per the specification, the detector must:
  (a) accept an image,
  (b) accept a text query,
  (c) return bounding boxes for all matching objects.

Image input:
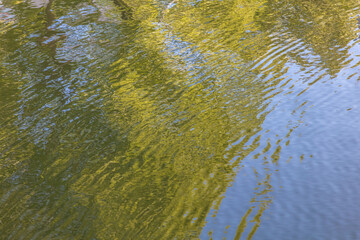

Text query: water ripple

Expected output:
[1,0,360,239]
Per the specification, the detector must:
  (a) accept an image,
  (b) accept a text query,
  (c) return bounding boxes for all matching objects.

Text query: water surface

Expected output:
[1,0,360,239]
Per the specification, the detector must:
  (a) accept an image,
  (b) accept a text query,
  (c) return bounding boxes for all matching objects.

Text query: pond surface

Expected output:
[1,0,360,239]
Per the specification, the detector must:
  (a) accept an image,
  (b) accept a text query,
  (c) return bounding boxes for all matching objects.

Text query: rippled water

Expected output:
[1,0,360,239]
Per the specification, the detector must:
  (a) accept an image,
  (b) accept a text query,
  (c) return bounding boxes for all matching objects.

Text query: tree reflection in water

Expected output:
[0,0,360,239]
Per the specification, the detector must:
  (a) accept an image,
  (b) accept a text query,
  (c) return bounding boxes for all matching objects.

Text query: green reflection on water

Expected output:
[0,0,359,239]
